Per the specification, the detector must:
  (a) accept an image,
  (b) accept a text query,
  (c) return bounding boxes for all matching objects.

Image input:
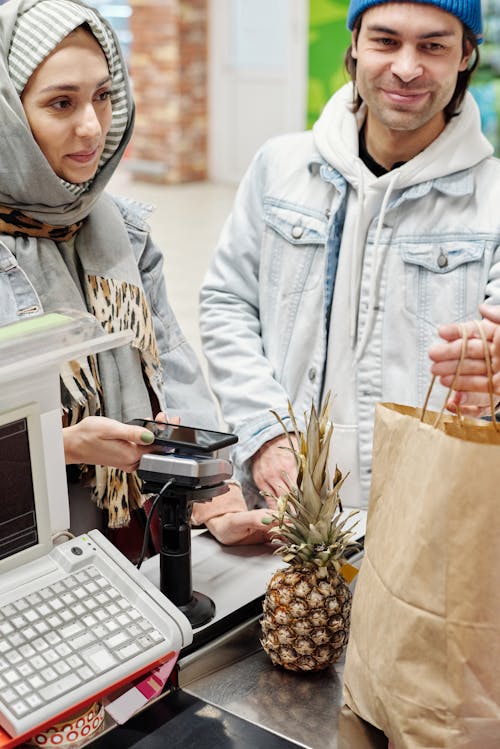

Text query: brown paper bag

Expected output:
[343,400,500,749]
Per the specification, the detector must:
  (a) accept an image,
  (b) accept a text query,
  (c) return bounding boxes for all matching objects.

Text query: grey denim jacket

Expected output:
[0,195,218,429]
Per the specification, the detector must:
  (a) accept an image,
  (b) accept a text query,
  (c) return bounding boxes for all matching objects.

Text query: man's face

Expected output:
[352,2,471,136]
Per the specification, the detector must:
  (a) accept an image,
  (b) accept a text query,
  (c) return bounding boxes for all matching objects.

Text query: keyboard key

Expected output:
[106,632,129,649]
[3,669,19,684]
[26,593,42,606]
[0,622,14,636]
[117,642,140,660]
[46,615,62,628]
[40,673,79,701]
[8,633,25,648]
[77,666,93,681]
[14,683,30,697]
[67,654,83,668]
[28,675,44,690]
[17,663,33,678]
[83,645,117,674]
[43,650,58,664]
[31,656,46,671]
[40,667,57,682]
[11,700,28,717]
[14,599,28,612]
[34,621,50,635]
[32,638,48,653]
[71,632,96,650]
[93,625,108,640]
[24,610,40,623]
[60,623,84,640]
[6,652,22,665]
[55,644,71,658]
[54,661,71,676]
[26,694,42,708]
[1,687,17,703]
[23,626,37,641]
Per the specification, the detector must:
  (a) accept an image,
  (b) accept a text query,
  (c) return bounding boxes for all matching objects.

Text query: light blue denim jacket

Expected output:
[200,86,500,507]
[0,196,218,428]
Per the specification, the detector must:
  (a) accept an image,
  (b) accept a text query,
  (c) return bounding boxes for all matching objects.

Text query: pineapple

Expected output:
[260,393,359,671]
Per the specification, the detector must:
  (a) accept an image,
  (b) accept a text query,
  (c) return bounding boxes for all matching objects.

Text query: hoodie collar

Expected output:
[313,82,493,189]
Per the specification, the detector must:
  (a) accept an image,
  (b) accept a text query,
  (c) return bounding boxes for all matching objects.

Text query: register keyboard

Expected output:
[0,530,191,738]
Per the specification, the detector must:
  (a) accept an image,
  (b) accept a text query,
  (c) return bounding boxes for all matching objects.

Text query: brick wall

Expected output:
[128,0,208,183]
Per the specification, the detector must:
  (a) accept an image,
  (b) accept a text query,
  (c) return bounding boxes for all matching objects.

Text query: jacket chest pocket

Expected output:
[262,202,327,295]
[401,240,486,326]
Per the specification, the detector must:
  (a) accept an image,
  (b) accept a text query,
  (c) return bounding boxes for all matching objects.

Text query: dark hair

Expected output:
[344,15,480,122]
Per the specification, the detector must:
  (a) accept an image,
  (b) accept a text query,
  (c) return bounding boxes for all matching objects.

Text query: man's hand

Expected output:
[63,415,158,471]
[429,304,500,416]
[251,433,298,509]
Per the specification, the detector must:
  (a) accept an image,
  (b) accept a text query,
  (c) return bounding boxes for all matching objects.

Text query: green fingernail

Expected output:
[140,431,154,444]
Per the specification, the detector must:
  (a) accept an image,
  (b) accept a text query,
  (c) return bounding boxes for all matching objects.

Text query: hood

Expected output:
[313,82,494,359]
[0,0,134,226]
[313,82,493,189]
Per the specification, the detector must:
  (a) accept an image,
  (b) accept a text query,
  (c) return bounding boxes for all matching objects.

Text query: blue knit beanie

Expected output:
[346,0,483,43]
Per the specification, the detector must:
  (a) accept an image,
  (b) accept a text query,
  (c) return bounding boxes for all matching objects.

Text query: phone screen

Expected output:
[128,419,238,453]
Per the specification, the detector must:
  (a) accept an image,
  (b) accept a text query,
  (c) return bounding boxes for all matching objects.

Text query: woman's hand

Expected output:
[63,415,157,472]
[429,304,500,416]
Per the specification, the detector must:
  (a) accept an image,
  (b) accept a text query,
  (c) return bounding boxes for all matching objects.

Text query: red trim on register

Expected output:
[0,651,177,748]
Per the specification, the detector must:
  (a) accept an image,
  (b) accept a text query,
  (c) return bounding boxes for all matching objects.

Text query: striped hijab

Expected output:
[7,0,128,197]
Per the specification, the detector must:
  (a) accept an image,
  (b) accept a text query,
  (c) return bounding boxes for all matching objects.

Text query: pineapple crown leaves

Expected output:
[264,393,360,570]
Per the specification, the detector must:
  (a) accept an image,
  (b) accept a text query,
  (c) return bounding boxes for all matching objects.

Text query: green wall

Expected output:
[308,0,351,128]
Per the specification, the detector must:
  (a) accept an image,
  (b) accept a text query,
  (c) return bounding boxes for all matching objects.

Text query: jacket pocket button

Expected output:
[437,251,448,268]
[308,367,316,381]
[291,225,304,239]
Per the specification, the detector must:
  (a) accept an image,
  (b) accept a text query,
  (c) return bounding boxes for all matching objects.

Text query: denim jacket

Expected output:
[0,195,217,428]
[200,85,500,508]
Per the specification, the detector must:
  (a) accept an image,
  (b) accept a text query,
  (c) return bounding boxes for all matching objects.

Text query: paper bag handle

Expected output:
[421,322,499,431]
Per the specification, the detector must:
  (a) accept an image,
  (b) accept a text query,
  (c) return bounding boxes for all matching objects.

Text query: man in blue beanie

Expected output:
[199,0,500,511]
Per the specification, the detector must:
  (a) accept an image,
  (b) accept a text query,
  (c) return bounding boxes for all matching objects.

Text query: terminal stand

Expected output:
[138,452,233,629]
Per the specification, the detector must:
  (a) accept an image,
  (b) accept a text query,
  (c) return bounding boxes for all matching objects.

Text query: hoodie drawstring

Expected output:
[355,170,399,362]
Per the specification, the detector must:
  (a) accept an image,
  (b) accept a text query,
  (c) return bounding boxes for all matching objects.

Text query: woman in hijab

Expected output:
[0,0,273,549]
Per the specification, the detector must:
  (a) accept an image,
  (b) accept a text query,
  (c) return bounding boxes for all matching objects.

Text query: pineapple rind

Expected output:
[261,564,352,672]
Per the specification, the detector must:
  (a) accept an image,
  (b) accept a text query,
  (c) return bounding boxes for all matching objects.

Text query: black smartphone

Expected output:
[127,419,238,454]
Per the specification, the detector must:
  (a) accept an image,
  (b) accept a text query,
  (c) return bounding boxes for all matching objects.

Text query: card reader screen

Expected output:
[0,417,38,561]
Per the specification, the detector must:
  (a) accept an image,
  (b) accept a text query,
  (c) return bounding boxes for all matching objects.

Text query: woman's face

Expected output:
[21,28,112,184]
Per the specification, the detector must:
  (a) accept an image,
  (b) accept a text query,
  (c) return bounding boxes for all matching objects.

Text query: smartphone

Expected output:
[127,419,238,454]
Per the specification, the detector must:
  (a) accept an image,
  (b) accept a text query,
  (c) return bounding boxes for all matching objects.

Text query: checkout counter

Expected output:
[0,314,385,749]
[80,530,385,749]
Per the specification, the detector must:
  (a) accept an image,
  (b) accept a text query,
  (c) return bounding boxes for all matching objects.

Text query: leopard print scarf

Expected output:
[0,205,83,240]
[2,196,164,528]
